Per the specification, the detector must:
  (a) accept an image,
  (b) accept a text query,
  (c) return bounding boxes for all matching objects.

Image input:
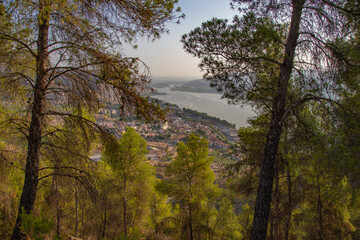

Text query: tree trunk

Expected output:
[269,214,274,240]
[284,160,292,240]
[273,160,280,240]
[250,1,305,239]
[189,204,194,240]
[316,173,324,240]
[11,1,49,239]
[75,180,79,237]
[102,197,107,239]
[123,177,128,240]
[55,175,61,237]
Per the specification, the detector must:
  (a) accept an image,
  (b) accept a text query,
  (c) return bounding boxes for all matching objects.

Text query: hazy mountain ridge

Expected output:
[170,79,218,93]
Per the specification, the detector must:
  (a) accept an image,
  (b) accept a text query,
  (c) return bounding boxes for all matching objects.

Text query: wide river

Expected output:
[152,88,255,128]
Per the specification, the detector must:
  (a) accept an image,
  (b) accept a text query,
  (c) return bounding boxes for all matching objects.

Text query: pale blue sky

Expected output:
[124,0,237,80]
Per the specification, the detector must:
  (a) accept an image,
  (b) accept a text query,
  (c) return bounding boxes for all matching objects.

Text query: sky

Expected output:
[124,0,238,80]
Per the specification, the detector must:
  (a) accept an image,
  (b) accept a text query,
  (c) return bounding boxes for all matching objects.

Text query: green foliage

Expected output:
[182,12,285,106]
[1,0,183,238]
[20,209,53,240]
[158,133,242,239]
[102,127,157,238]
[238,203,253,239]
[146,180,173,238]
[2,0,360,239]
[292,176,356,239]
[182,108,236,128]
[104,127,149,174]
[182,2,360,239]
[214,197,243,239]
[164,133,217,205]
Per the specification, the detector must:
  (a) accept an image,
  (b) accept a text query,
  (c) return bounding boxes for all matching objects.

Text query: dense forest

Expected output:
[1,0,360,240]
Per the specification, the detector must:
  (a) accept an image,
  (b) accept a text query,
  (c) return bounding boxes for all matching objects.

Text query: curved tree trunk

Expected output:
[250,1,305,239]
[10,1,49,239]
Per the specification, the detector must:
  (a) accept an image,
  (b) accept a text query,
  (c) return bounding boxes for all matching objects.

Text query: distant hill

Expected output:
[170,79,218,94]
[151,78,189,88]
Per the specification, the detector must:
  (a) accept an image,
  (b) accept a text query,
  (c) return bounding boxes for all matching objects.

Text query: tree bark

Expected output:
[11,1,49,239]
[123,177,128,240]
[269,215,274,240]
[250,1,305,239]
[75,179,79,237]
[55,175,61,237]
[102,197,107,239]
[284,160,292,240]
[316,173,324,240]
[273,159,280,240]
[189,203,194,240]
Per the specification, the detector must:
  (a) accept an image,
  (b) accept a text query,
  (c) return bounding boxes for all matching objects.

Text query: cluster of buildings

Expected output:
[94,105,240,174]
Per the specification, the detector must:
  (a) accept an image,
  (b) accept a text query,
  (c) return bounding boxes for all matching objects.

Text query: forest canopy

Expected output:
[1,0,360,240]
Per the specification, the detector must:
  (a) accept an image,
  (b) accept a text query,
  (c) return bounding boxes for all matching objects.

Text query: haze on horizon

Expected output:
[124,0,237,80]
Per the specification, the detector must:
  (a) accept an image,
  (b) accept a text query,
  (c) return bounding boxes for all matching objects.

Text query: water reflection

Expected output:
[152,88,255,128]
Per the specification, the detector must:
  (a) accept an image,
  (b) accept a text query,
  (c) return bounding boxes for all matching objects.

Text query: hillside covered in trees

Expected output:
[1,0,360,240]
[170,79,218,94]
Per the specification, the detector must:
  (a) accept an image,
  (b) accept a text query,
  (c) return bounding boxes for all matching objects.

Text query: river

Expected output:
[152,88,255,128]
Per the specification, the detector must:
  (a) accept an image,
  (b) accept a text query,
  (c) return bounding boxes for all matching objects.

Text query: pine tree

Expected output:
[160,133,220,240]
[182,1,356,238]
[103,127,155,239]
[0,1,182,239]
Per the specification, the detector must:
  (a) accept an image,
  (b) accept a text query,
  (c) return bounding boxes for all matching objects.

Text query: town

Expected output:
[94,101,240,177]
